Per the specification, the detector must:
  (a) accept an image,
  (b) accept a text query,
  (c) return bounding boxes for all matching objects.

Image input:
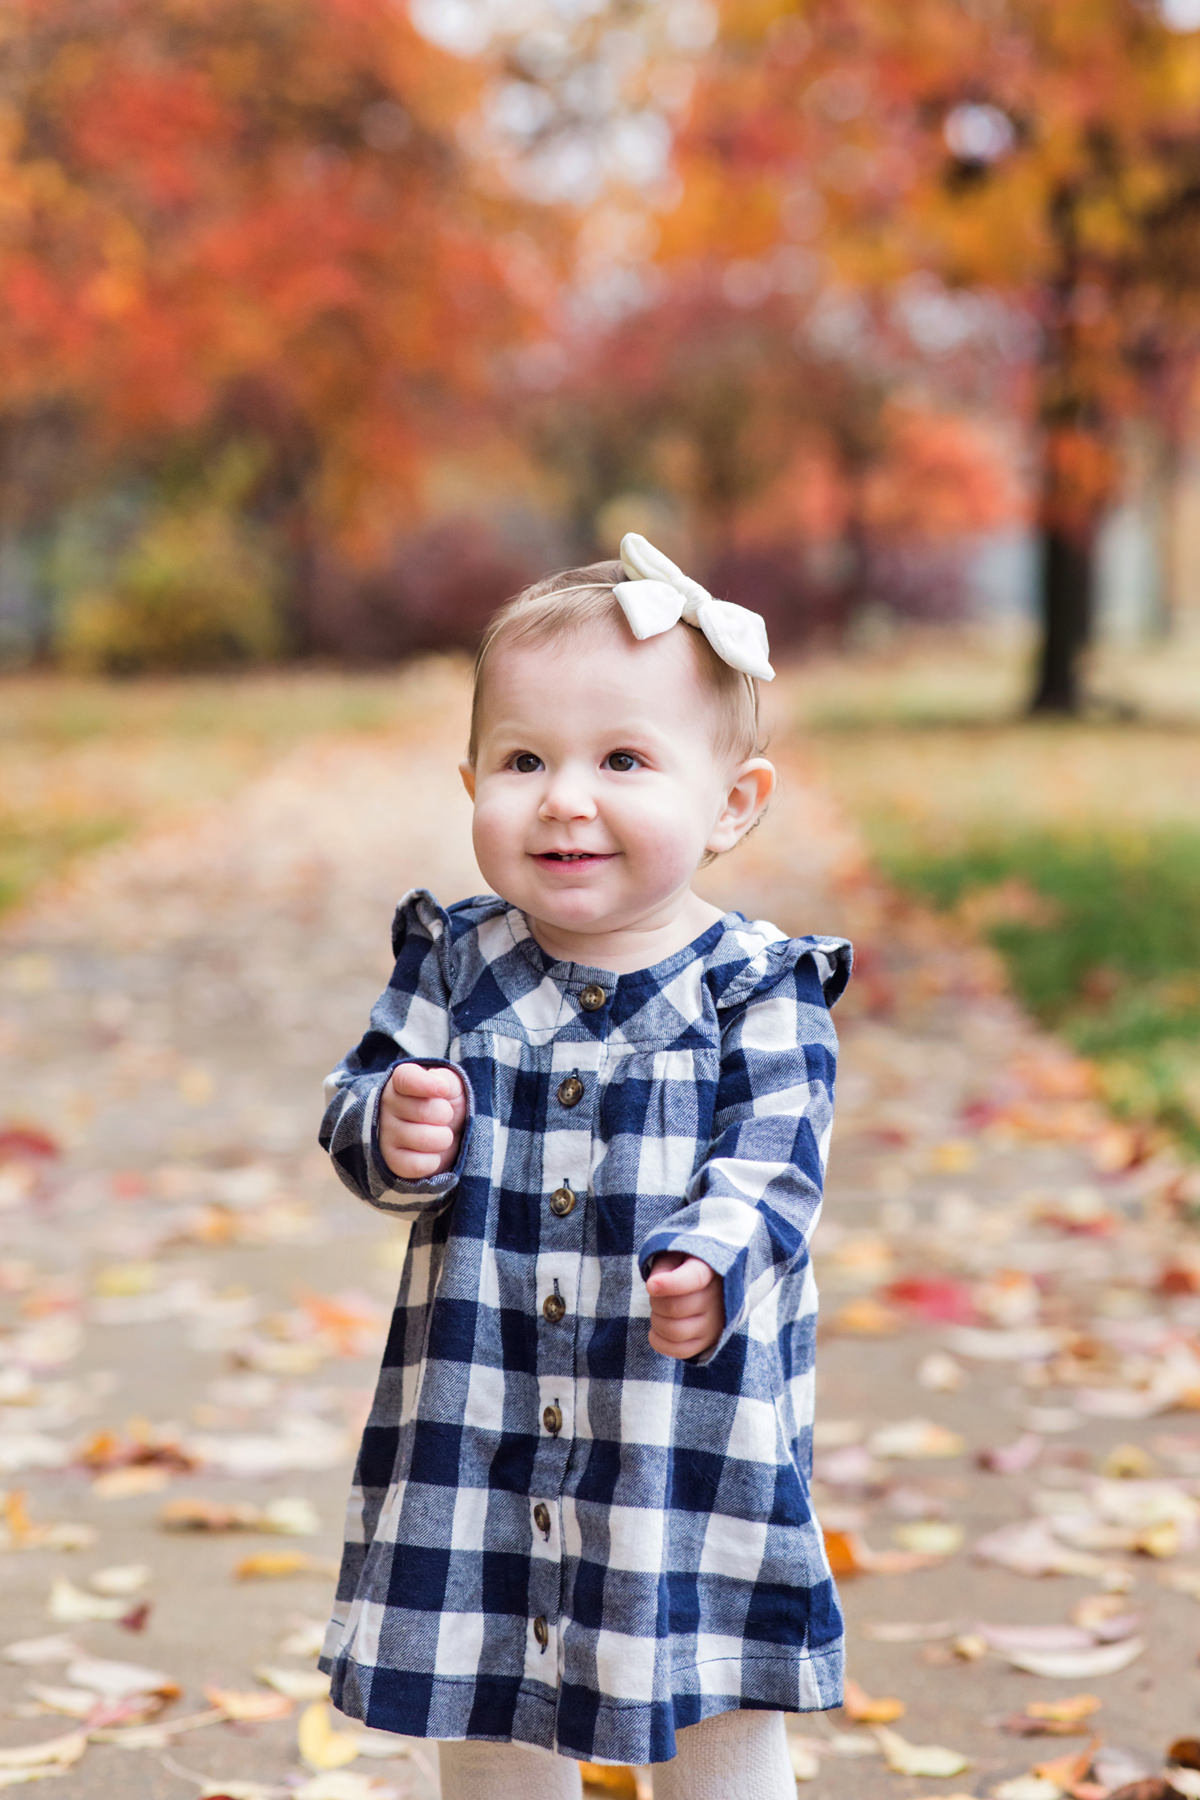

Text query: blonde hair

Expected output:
[467,559,763,765]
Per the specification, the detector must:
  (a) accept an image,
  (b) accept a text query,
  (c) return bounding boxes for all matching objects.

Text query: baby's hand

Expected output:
[379,1063,468,1181]
[646,1252,724,1361]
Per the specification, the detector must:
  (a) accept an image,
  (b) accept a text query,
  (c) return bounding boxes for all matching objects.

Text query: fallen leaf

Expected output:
[1,1638,81,1666]
[294,1776,403,1800]
[195,1784,282,1800]
[88,1707,223,1747]
[297,1701,363,1771]
[1000,1637,1145,1679]
[87,1564,149,1596]
[1000,1695,1104,1737]
[824,1529,868,1576]
[978,1625,1099,1655]
[917,1352,967,1392]
[828,1297,902,1335]
[861,1620,959,1643]
[1029,1697,1102,1725]
[46,1578,127,1623]
[874,1725,970,1777]
[978,1435,1044,1475]
[233,1551,336,1580]
[787,1739,820,1780]
[883,1277,978,1324]
[278,1619,328,1659]
[946,1326,1063,1362]
[869,1419,966,1460]
[204,1685,294,1722]
[91,1466,170,1499]
[579,1765,638,1795]
[0,1730,87,1770]
[254,1666,331,1701]
[973,1519,1129,1583]
[842,1677,905,1724]
[1032,1736,1102,1788]
[1102,1784,1186,1800]
[23,1685,98,1719]
[159,1496,263,1532]
[65,1656,177,1699]
[0,1127,60,1162]
[892,1522,964,1557]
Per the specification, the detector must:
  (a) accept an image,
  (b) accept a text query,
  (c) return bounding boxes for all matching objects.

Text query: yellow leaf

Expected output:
[234,1550,334,1580]
[892,1521,964,1557]
[580,1764,638,1795]
[1032,1736,1102,1787]
[254,1665,331,1701]
[91,1466,169,1499]
[297,1702,363,1772]
[842,1677,905,1724]
[0,1730,88,1770]
[1026,1695,1101,1725]
[204,1684,294,1722]
[930,1140,975,1173]
[874,1725,970,1778]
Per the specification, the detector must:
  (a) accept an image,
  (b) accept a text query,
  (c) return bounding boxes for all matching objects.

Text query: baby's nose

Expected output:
[538,769,597,820]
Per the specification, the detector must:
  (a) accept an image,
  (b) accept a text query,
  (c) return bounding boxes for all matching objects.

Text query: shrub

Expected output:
[59,499,284,674]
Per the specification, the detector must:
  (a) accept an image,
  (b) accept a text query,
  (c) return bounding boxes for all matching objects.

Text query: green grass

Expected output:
[0,815,129,915]
[782,629,1200,1162]
[877,829,1200,1156]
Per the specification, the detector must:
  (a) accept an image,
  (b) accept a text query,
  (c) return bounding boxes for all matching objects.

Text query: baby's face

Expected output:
[463,618,758,953]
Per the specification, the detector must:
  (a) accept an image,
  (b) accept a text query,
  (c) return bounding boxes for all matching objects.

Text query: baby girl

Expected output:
[318,535,853,1800]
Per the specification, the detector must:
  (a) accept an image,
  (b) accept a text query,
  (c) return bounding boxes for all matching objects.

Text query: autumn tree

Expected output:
[0,0,568,651]
[515,272,1023,648]
[658,0,1200,713]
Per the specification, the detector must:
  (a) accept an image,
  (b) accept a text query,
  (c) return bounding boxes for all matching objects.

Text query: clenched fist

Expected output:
[645,1251,724,1361]
[378,1062,468,1181]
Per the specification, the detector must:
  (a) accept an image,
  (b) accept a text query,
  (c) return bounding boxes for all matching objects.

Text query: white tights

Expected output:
[437,1707,796,1800]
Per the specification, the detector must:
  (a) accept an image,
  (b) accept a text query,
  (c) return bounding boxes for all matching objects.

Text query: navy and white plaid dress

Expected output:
[317,888,852,1767]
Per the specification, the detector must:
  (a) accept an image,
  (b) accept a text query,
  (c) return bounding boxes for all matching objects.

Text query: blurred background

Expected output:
[3,0,1199,1161]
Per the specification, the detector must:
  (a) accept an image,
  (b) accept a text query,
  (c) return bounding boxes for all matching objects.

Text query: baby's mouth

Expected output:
[533,851,615,863]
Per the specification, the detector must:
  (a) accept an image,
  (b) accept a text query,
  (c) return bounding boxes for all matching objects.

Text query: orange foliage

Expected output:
[661,0,1200,536]
[0,0,566,558]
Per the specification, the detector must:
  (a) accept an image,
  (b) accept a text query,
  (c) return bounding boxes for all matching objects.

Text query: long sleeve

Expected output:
[318,888,474,1216]
[635,939,851,1367]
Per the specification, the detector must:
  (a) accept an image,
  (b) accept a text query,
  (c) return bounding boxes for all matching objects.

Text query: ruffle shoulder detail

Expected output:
[713,921,853,1013]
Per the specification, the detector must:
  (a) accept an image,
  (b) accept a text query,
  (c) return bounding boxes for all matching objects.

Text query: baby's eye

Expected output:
[604,751,641,773]
[511,752,543,774]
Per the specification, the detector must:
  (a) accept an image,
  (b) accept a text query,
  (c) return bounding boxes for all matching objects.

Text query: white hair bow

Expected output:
[612,533,775,681]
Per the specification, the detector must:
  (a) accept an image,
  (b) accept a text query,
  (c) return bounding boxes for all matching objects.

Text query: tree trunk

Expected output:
[1029,511,1094,714]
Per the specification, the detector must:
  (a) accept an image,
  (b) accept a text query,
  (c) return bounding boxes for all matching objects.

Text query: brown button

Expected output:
[542,1292,566,1324]
[542,1402,562,1435]
[579,984,607,1011]
[533,1502,551,1538]
[556,1075,584,1108]
[549,1185,576,1217]
[533,1615,549,1648]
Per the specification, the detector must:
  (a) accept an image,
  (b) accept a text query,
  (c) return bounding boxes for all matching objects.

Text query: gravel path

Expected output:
[2,666,1196,1799]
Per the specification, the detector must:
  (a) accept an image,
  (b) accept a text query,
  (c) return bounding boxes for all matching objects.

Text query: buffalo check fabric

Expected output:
[317,889,853,1767]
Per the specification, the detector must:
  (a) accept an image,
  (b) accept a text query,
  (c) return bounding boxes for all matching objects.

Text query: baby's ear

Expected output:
[707,757,775,855]
[459,760,476,801]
